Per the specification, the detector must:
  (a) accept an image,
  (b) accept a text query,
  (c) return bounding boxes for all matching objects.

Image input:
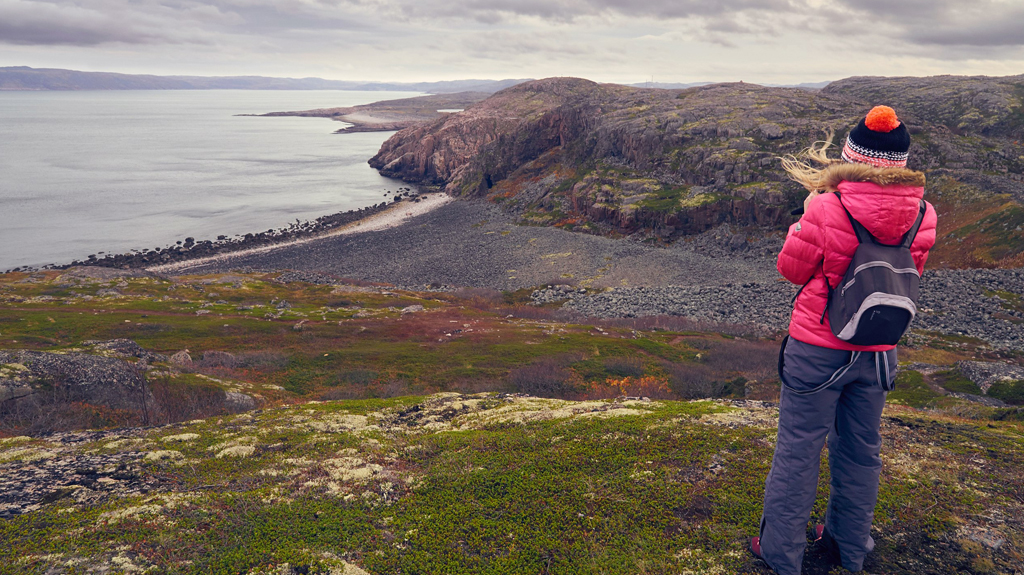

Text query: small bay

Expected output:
[0,90,421,270]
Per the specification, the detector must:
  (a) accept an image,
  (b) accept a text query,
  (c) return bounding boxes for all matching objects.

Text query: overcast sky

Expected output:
[2,0,1023,84]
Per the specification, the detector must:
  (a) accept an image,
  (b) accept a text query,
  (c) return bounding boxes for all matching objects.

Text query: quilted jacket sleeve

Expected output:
[777,194,826,285]
[911,201,938,274]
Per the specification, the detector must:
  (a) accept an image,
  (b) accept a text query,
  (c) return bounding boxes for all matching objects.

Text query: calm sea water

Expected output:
[0,90,422,270]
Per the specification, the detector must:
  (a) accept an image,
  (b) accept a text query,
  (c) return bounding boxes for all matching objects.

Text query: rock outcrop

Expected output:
[371,75,1024,265]
[0,350,147,410]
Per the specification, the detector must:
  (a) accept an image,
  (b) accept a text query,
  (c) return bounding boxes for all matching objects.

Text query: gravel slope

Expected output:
[558,269,1024,349]
[171,198,1022,349]
[171,200,778,290]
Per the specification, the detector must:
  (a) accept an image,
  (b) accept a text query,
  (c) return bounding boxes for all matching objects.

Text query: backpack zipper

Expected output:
[840,277,855,297]
[841,262,919,296]
[850,261,920,276]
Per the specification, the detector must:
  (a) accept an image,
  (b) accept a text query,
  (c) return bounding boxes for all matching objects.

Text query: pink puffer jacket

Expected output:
[777,164,937,351]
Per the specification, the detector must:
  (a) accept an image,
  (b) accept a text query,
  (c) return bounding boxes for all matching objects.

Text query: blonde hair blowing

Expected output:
[779,130,844,193]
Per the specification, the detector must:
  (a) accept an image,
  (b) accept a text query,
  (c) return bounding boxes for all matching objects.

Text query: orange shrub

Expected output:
[576,375,673,400]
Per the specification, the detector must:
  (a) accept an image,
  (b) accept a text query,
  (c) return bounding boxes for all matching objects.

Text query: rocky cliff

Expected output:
[370,75,1024,267]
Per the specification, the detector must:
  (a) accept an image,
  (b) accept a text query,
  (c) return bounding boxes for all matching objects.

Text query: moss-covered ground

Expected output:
[0,269,771,412]
[2,393,1022,574]
[2,270,1023,574]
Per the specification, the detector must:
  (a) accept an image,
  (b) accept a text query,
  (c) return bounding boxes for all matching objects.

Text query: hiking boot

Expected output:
[812,524,841,565]
[750,536,764,560]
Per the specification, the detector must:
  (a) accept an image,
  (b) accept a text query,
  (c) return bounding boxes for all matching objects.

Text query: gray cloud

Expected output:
[461,30,596,58]
[385,0,1024,50]
[827,0,1024,48]
[9,0,1023,50]
[0,0,373,46]
[0,0,178,45]
[1,0,1022,80]
[379,0,795,25]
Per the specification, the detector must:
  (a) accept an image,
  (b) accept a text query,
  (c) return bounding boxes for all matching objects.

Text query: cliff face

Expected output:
[370,78,611,188]
[370,75,1024,266]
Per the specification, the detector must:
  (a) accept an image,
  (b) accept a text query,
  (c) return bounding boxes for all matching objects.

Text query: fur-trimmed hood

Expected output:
[818,163,925,192]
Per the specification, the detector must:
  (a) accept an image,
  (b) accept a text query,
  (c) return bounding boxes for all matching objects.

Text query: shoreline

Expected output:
[26,188,433,273]
[250,92,490,134]
[147,193,453,274]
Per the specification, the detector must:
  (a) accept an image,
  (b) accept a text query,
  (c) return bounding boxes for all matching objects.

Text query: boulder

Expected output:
[170,351,193,367]
[83,339,166,362]
[0,350,147,410]
[224,392,257,413]
[956,361,1024,393]
[200,351,237,369]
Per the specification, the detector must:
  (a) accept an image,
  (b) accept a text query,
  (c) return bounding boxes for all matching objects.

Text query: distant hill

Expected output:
[627,81,711,89]
[627,81,831,90]
[0,66,531,93]
[371,74,1024,268]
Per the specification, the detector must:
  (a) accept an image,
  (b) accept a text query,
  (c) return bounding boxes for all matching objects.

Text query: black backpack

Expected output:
[824,193,927,346]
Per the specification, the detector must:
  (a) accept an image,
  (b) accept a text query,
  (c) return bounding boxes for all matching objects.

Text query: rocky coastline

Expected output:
[65,202,392,271]
[251,92,491,133]
[5,189,429,273]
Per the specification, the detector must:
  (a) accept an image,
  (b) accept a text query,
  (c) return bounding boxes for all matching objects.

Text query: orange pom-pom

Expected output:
[865,105,901,133]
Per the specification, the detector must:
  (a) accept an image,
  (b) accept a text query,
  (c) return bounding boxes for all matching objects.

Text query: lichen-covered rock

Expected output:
[201,350,237,368]
[0,350,147,410]
[169,350,193,367]
[83,338,167,362]
[957,360,1024,393]
[224,391,257,413]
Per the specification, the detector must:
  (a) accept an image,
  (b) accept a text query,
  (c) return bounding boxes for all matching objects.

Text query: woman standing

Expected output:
[751,106,937,575]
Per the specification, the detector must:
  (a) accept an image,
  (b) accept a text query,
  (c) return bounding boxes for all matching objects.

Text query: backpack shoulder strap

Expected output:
[835,192,875,245]
[900,200,928,249]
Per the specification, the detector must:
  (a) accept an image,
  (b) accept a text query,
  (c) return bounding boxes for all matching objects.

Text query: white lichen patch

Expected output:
[103,438,146,450]
[453,397,659,429]
[97,493,197,527]
[98,504,165,525]
[698,402,778,428]
[305,413,376,434]
[0,435,32,445]
[0,362,29,377]
[110,553,152,574]
[673,547,731,575]
[0,447,57,462]
[145,450,184,461]
[301,432,339,444]
[881,443,955,479]
[207,435,257,452]
[161,433,200,443]
[216,445,256,458]
[324,456,384,483]
[16,554,66,566]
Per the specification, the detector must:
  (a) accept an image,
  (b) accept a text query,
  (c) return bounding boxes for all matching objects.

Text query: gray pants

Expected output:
[759,337,896,575]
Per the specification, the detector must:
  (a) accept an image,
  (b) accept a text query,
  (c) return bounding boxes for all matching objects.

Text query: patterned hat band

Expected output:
[842,136,909,168]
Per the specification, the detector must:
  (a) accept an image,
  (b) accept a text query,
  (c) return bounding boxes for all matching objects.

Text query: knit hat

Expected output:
[841,105,911,168]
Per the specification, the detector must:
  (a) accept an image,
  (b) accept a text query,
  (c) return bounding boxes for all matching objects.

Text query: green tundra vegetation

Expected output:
[0,270,1022,574]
